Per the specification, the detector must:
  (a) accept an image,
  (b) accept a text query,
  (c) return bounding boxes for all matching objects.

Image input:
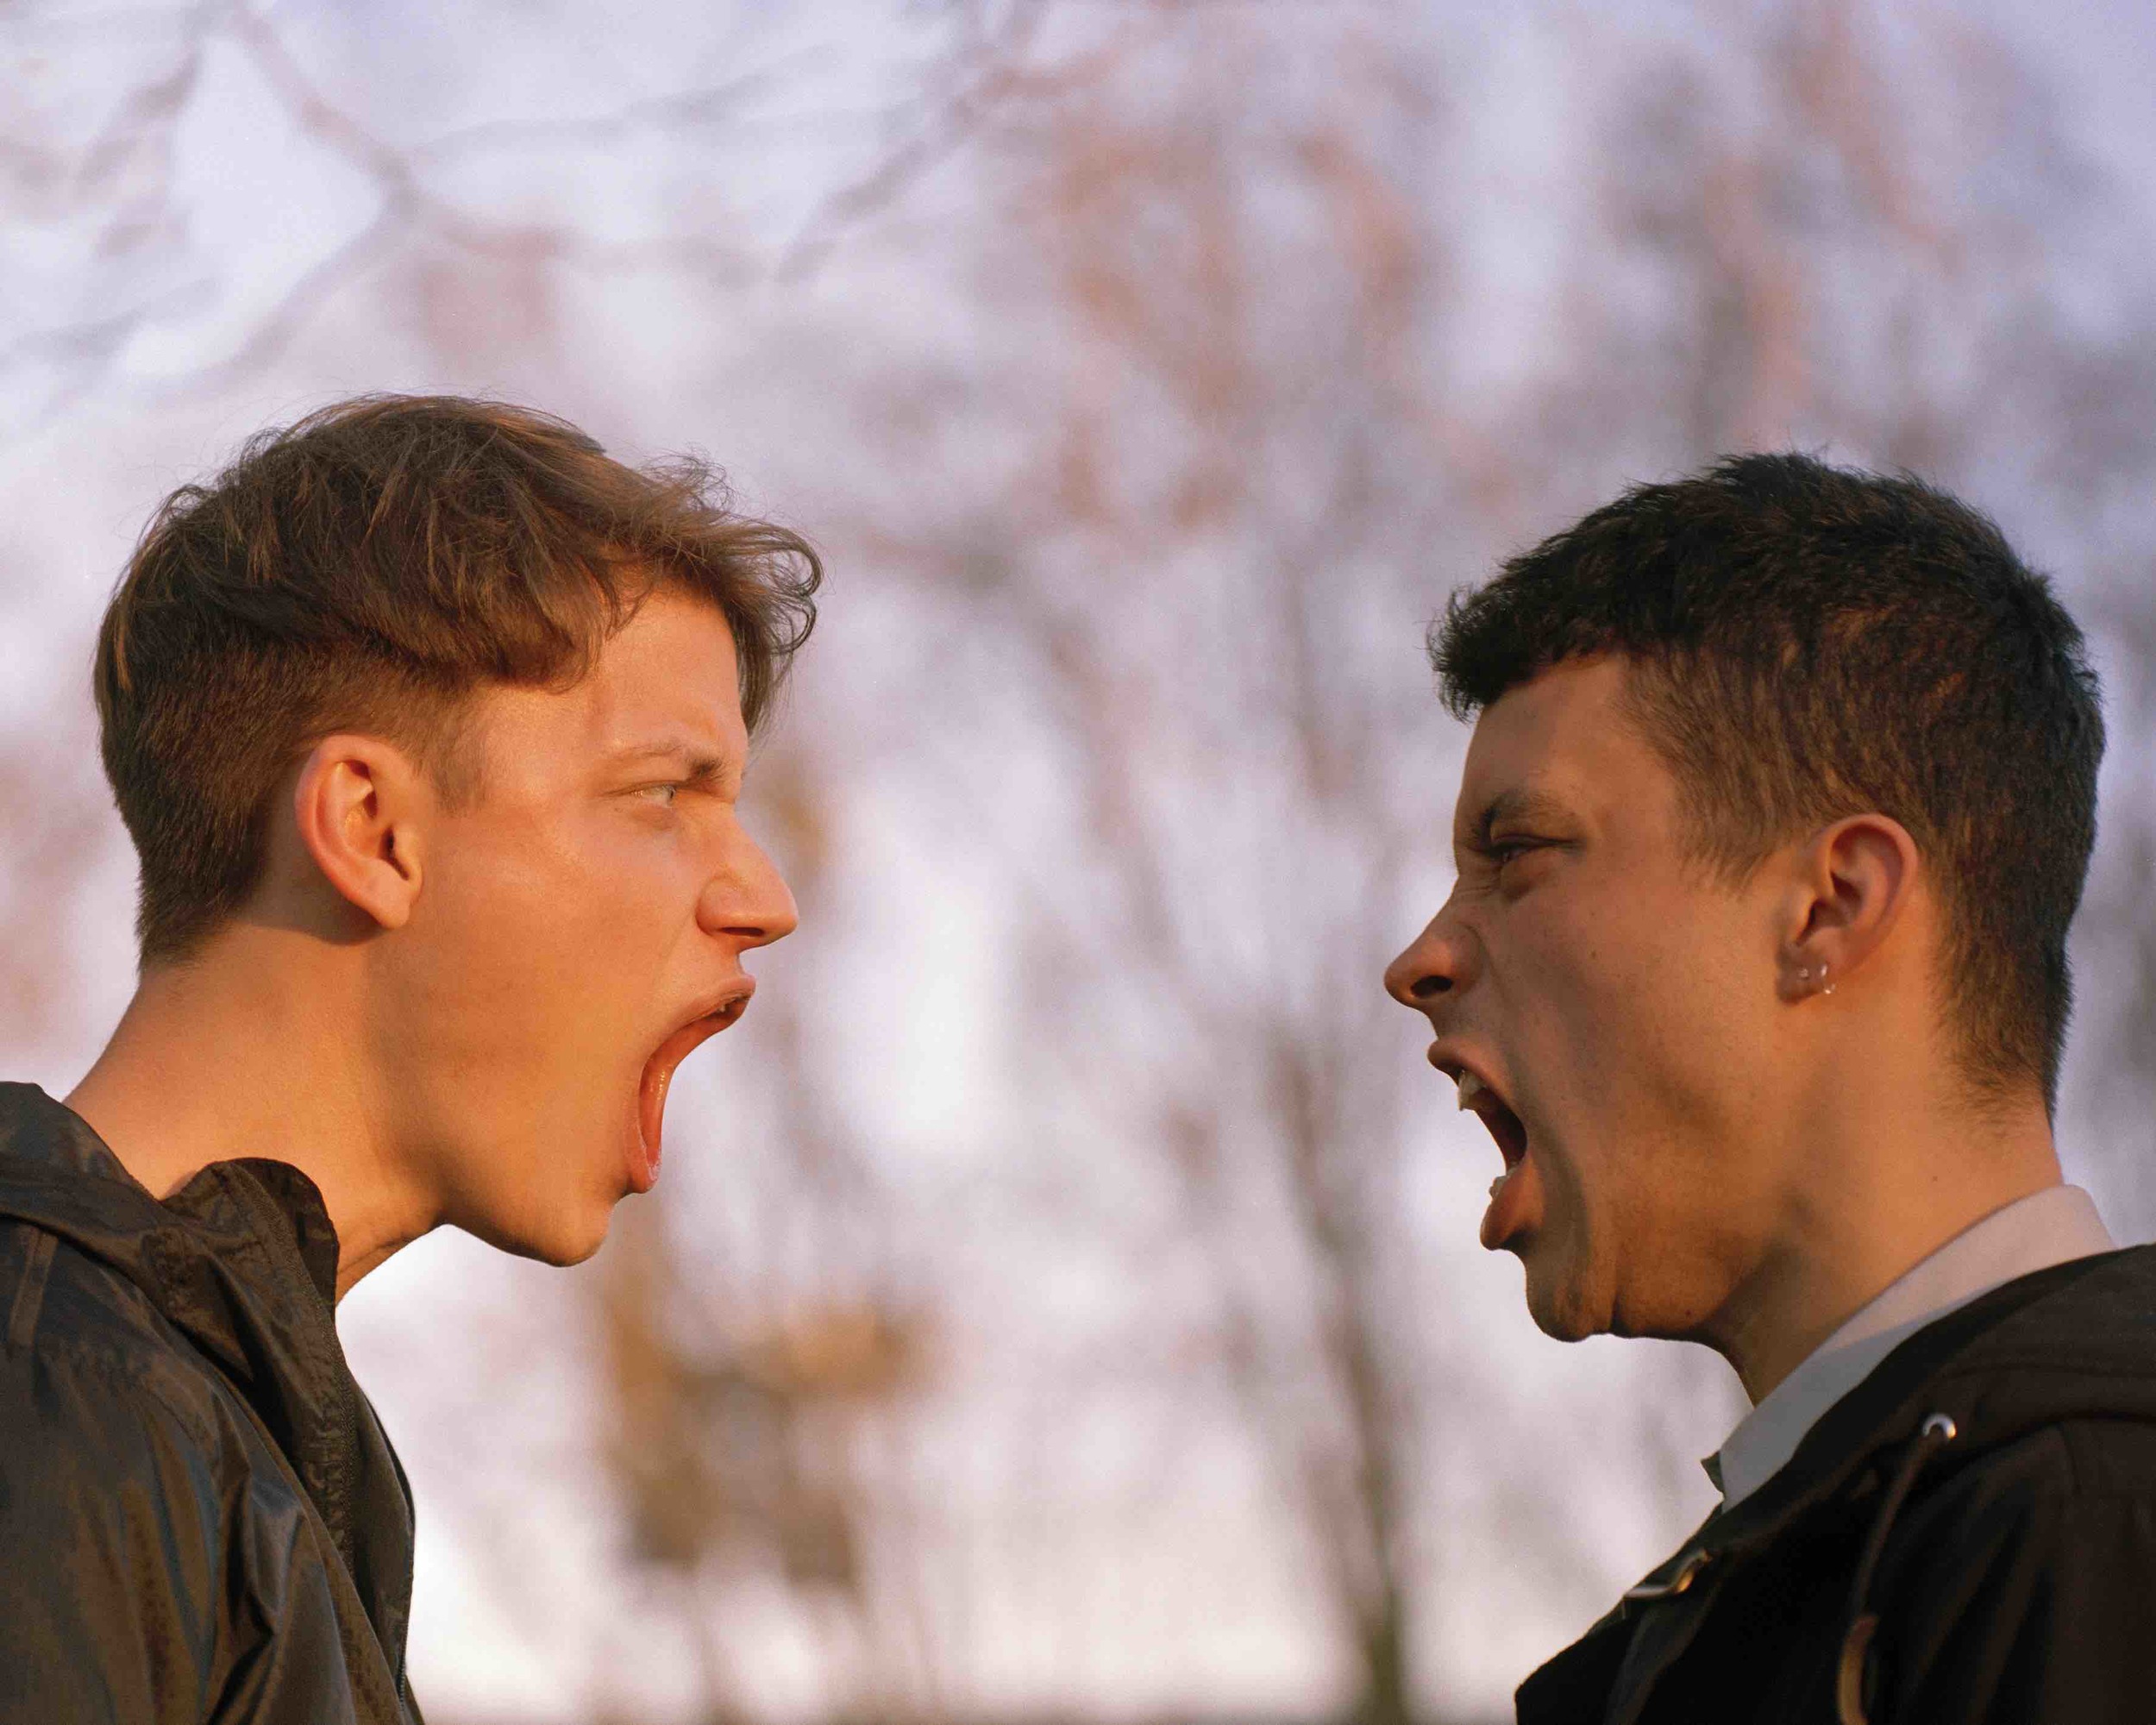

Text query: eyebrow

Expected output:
[1462,784,1575,850]
[604,738,737,788]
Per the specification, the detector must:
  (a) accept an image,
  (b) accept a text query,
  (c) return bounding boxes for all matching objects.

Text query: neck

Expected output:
[1708,1065,2063,1404]
[66,928,436,1302]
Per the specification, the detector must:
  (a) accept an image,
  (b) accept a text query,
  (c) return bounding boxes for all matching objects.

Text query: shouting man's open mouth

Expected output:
[1456,1066,1535,1251]
[630,979,756,1191]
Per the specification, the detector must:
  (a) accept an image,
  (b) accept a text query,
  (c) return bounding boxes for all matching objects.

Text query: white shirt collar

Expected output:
[1708,1185,2115,1509]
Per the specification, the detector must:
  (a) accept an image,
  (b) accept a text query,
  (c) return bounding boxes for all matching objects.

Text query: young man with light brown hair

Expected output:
[0,396,816,1722]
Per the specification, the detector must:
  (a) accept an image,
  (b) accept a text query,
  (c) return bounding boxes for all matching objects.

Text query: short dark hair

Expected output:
[98,394,820,964]
[1432,452,2103,1110]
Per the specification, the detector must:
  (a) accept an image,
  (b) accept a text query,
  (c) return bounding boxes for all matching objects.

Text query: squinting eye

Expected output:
[636,783,680,807]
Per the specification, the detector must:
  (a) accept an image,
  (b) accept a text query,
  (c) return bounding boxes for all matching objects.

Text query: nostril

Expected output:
[1410,975,1452,999]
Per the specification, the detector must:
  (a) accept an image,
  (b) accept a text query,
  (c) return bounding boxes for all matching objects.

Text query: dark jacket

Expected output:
[0,1082,422,1723]
[1520,1244,2156,1724]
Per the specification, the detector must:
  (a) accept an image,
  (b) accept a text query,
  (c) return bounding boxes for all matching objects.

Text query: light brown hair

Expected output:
[97,394,821,963]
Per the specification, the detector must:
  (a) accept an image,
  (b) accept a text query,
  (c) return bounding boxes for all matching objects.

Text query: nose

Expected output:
[1384,906,1474,1012]
[699,825,799,950]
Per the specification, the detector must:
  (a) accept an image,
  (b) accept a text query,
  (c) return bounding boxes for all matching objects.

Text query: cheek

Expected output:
[1542,884,1762,1103]
[1507,895,1762,1224]
[1633,904,1777,1122]
[1506,901,1651,1112]
[408,823,657,1053]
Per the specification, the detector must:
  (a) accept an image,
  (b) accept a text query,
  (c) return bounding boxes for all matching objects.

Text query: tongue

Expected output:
[1480,1152,1541,1251]
[633,1046,693,1192]
[634,1017,729,1192]
[633,1062,669,1189]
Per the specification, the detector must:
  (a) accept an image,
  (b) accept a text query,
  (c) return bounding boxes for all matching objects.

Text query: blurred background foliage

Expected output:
[3,2,2153,1722]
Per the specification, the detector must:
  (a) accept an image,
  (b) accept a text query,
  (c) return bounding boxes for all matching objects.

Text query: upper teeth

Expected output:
[1457,1071,1491,1110]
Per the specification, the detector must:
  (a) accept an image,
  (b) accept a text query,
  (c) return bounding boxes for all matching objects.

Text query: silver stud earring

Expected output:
[1820,962,1834,997]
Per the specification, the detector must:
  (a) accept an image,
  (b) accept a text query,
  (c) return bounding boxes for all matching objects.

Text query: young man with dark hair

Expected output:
[0,397,815,1721]
[1386,454,2154,1722]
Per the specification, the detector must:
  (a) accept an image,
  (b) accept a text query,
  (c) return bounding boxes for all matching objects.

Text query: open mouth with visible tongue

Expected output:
[1456,1069,1538,1250]
[629,982,755,1193]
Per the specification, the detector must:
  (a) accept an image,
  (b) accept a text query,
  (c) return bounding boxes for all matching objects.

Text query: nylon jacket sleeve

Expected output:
[1873,1431,2156,1723]
[0,1340,225,1722]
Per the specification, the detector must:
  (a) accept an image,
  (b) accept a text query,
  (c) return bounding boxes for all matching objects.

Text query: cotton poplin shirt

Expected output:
[1707,1184,2116,1509]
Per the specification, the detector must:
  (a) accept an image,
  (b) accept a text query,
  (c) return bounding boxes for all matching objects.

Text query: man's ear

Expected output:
[291,736,427,932]
[1779,813,1920,1000]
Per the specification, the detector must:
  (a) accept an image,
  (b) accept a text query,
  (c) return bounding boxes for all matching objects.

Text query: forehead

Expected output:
[582,587,742,724]
[474,586,745,765]
[1456,656,1673,831]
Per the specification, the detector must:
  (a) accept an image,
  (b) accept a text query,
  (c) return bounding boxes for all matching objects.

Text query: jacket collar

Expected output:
[0,1080,342,1394]
[0,1082,413,1670]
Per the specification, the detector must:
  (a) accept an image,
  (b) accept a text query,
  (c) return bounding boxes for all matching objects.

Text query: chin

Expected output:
[1520,1244,1610,1344]
[528,1205,618,1267]
[465,1192,619,1268]
[517,1224,612,1268]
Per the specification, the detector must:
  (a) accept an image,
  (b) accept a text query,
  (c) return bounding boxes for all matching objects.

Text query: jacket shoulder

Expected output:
[0,1223,235,1720]
[0,1215,230,1451]
[0,1220,361,1722]
[1865,1416,2156,1720]
[1877,1414,2156,1604]
[1927,1414,2156,1505]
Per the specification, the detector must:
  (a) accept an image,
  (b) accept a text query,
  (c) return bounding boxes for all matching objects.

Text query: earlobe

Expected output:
[1788,959,1836,999]
[291,737,425,932]
[1781,813,1919,1002]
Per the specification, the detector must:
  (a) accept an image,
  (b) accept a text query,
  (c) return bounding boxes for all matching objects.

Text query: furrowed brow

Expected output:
[608,739,738,791]
[1464,785,1573,850]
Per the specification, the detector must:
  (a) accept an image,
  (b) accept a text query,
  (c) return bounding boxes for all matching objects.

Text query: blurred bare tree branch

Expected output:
[0,0,1056,405]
